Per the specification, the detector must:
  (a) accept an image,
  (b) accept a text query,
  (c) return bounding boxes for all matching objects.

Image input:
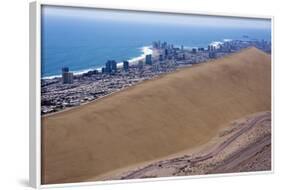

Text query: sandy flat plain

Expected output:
[41,47,271,184]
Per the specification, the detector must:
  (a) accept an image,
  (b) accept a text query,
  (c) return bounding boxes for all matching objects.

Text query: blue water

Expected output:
[41,14,271,78]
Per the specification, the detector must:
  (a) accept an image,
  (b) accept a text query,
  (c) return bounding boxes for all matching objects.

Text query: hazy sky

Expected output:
[42,6,271,29]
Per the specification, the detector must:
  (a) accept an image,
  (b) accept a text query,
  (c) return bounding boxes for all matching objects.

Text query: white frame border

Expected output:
[30,1,41,188]
[29,0,274,189]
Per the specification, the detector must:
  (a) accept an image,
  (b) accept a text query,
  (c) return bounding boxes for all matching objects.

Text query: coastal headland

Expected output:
[41,47,271,184]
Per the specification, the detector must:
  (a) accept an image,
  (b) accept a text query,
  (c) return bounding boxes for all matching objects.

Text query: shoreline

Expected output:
[42,46,155,79]
[41,37,268,79]
[41,39,271,115]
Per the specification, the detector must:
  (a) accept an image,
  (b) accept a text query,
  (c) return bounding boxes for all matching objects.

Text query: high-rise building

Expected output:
[101,67,106,74]
[105,61,112,73]
[138,60,144,70]
[208,45,215,52]
[111,60,117,72]
[145,54,152,65]
[62,67,74,84]
[164,49,169,57]
[159,54,164,62]
[105,60,117,74]
[152,41,158,49]
[161,41,167,49]
[123,61,129,71]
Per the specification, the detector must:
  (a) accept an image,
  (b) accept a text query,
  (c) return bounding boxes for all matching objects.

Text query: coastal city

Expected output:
[41,38,271,115]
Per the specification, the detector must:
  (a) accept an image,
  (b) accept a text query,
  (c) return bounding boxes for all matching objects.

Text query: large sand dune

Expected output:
[41,47,271,184]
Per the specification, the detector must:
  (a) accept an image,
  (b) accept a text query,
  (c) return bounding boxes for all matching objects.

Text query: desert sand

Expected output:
[113,111,271,180]
[41,47,271,184]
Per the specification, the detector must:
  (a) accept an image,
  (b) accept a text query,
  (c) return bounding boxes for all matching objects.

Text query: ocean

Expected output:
[41,12,271,78]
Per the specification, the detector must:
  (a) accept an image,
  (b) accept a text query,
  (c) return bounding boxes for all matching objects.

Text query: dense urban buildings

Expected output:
[41,39,271,114]
[62,67,74,84]
[145,54,152,65]
[123,61,129,72]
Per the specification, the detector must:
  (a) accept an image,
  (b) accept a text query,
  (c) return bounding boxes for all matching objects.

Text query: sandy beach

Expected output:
[41,47,271,184]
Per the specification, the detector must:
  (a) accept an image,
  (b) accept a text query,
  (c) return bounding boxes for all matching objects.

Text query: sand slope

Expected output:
[115,111,271,180]
[41,47,271,184]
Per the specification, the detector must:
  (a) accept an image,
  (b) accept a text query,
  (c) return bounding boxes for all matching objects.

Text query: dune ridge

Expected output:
[42,47,271,184]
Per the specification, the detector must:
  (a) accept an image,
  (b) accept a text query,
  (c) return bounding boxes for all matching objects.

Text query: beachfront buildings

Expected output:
[138,60,144,70]
[123,61,129,72]
[62,67,74,84]
[159,54,164,62]
[145,54,152,65]
[105,60,117,74]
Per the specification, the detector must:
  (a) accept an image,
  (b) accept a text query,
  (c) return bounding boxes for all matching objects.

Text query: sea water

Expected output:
[41,11,271,78]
